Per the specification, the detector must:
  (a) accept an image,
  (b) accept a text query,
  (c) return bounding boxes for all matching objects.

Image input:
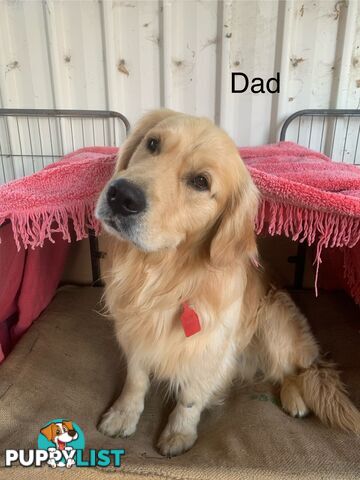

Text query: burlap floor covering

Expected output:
[0,286,359,479]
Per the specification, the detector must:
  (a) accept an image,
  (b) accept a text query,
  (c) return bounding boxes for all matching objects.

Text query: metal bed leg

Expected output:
[288,242,307,289]
[88,229,103,286]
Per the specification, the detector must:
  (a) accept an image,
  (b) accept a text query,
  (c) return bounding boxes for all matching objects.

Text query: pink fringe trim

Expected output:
[0,200,101,251]
[1,194,359,303]
[255,197,360,298]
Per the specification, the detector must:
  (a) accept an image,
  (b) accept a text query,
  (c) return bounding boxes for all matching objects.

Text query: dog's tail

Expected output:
[298,360,360,434]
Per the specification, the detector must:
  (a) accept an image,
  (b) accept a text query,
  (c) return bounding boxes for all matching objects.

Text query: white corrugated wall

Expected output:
[0,0,359,180]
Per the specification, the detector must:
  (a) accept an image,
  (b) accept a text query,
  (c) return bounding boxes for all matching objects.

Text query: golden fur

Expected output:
[96,110,360,456]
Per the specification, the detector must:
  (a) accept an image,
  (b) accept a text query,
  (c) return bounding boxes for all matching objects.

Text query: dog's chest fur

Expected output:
[104,244,251,384]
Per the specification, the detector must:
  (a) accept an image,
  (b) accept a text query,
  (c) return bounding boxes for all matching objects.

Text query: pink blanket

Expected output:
[1,142,359,361]
[0,147,117,250]
[242,142,360,300]
[0,147,116,362]
[0,223,69,362]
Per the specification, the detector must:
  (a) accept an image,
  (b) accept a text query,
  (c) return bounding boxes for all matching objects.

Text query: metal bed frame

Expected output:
[280,109,360,165]
[0,108,130,286]
[0,109,130,179]
[1,108,359,288]
[280,109,360,288]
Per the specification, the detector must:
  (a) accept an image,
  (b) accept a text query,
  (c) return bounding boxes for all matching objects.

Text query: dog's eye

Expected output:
[56,429,60,435]
[146,137,160,154]
[189,175,210,191]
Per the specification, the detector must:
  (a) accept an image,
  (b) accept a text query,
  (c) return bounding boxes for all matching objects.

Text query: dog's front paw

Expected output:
[157,430,197,457]
[98,408,140,438]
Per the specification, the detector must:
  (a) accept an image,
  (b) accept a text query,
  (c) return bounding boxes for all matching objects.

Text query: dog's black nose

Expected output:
[107,179,146,216]
[68,429,77,437]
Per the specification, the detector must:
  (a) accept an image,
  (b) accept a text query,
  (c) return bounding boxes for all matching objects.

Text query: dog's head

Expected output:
[40,421,78,447]
[96,109,259,267]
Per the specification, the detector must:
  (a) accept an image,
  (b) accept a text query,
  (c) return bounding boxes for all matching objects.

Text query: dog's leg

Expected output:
[98,361,149,437]
[257,288,360,432]
[157,387,207,457]
[256,288,318,418]
[157,355,235,458]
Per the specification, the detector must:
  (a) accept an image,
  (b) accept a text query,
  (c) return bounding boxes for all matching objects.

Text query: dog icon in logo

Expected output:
[40,420,78,468]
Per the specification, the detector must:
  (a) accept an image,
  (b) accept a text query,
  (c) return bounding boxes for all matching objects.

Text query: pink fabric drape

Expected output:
[0,148,116,362]
[0,222,69,362]
[242,143,360,302]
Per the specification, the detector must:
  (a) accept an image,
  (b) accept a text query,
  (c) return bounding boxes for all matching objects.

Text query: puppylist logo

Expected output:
[5,419,125,469]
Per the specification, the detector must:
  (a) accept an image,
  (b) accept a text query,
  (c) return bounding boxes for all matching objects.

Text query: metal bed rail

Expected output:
[0,109,130,185]
[280,109,360,165]
[0,108,130,286]
[280,108,360,288]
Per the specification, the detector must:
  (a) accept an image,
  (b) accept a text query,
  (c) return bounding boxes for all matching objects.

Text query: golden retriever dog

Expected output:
[95,109,360,456]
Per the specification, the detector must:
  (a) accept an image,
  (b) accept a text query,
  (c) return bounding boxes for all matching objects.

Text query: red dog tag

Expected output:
[181,303,201,337]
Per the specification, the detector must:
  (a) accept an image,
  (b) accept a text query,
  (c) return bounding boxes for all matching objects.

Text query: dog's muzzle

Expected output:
[96,178,147,247]
[106,179,146,217]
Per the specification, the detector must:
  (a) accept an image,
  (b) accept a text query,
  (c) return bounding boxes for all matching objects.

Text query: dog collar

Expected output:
[181,303,201,337]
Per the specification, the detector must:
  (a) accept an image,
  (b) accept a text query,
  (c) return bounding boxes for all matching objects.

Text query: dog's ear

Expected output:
[210,169,259,268]
[116,109,179,171]
[63,420,74,431]
[40,423,55,441]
